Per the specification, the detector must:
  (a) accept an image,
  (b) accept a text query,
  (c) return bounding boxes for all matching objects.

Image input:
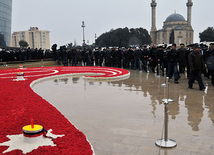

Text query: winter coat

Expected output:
[188,50,205,72]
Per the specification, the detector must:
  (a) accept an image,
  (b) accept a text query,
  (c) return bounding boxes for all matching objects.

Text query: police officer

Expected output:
[188,44,205,90]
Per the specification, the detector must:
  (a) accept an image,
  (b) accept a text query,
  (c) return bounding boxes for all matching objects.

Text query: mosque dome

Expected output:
[165,13,186,22]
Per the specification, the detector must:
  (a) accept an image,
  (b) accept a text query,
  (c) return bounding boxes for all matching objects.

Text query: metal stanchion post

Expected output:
[41,59,44,67]
[155,77,177,148]
[140,60,142,72]
[155,102,177,148]
[157,63,160,76]
[161,68,167,87]
[162,77,173,103]
[146,59,149,73]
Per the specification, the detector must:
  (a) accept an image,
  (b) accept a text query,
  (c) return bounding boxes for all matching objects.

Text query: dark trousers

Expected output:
[167,62,179,82]
[179,62,185,73]
[134,59,141,70]
[62,56,68,66]
[188,70,205,89]
[142,59,148,72]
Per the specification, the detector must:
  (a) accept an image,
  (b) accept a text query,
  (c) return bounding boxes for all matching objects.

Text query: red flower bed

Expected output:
[0,66,130,154]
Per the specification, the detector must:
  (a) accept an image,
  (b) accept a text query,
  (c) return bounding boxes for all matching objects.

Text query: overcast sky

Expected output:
[12,0,214,47]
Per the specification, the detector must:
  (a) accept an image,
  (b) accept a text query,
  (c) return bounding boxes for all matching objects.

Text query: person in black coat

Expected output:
[126,47,134,69]
[51,44,57,61]
[167,43,179,83]
[110,48,117,67]
[133,47,142,70]
[178,43,186,74]
[141,45,149,72]
[116,47,123,68]
[61,46,68,66]
[71,48,78,66]
[149,45,158,73]
[206,43,214,85]
[93,48,100,66]
[185,44,193,78]
[157,46,165,76]
[99,48,105,66]
[188,44,205,90]
[105,48,111,67]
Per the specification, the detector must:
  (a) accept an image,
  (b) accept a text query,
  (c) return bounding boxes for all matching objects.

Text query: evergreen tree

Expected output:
[199,27,214,42]
[96,27,151,47]
[19,40,29,48]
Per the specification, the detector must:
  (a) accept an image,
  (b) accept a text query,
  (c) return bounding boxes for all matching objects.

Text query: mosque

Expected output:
[150,0,194,46]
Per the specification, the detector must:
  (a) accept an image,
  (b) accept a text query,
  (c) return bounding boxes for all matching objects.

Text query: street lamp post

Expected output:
[81,21,86,46]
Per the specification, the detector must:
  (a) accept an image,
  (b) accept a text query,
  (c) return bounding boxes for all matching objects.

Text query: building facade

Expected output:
[0,0,12,46]
[11,27,50,50]
[150,0,194,46]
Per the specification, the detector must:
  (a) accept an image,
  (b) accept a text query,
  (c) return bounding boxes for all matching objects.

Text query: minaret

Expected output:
[150,0,157,45]
[186,0,193,26]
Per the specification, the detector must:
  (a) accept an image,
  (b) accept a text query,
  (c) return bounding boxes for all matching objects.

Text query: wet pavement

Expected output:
[32,69,214,155]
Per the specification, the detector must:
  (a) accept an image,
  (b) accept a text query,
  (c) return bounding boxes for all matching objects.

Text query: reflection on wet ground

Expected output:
[32,70,214,155]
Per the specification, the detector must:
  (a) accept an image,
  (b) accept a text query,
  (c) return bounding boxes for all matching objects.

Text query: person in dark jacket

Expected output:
[157,45,165,76]
[167,43,179,83]
[71,48,78,66]
[116,47,123,68]
[93,48,100,66]
[51,44,57,61]
[149,45,157,73]
[185,44,193,78]
[67,48,72,65]
[105,48,111,67]
[126,47,134,69]
[133,47,142,70]
[206,43,214,85]
[188,44,205,90]
[62,46,68,66]
[99,48,105,66]
[178,43,186,74]
[141,45,150,72]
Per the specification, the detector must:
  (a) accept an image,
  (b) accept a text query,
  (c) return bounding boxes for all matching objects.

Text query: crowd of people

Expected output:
[52,43,214,88]
[0,47,52,62]
[1,43,214,89]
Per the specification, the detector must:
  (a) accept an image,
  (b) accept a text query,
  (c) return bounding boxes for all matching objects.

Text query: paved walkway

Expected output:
[32,70,214,155]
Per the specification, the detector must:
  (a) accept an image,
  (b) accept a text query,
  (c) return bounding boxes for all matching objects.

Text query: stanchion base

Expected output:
[155,139,177,148]
[162,98,174,103]
[161,83,167,87]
